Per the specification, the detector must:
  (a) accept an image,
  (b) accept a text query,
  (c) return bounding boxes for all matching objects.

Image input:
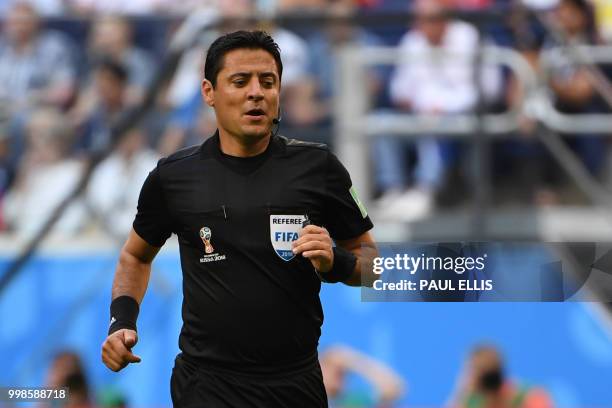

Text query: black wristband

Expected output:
[108,296,139,335]
[321,247,357,283]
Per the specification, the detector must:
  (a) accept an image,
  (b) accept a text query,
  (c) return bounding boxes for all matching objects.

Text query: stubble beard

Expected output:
[238,126,271,146]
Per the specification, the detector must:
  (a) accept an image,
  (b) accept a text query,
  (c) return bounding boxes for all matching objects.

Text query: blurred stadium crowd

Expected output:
[0,0,611,238]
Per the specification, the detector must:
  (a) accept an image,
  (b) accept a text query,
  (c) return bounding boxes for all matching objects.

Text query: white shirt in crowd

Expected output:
[2,160,86,238]
[86,148,159,238]
[390,20,501,114]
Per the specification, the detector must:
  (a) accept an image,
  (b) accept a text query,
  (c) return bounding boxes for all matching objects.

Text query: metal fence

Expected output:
[335,44,612,241]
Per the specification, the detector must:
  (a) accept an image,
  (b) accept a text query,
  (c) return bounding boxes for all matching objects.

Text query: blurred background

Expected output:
[0,0,612,406]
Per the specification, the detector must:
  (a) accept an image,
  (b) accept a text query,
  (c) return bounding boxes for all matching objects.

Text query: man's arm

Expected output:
[320,345,405,402]
[292,226,378,287]
[111,229,160,301]
[101,229,161,372]
[335,231,378,287]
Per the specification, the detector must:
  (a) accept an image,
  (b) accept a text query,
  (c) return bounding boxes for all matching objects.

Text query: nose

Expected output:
[246,79,264,101]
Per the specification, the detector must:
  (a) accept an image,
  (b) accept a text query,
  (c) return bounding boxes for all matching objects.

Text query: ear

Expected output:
[201,79,215,107]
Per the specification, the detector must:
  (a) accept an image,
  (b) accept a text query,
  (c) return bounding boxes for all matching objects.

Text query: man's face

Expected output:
[469,349,504,392]
[202,48,280,145]
[416,13,447,46]
[6,4,38,45]
[414,0,447,46]
[91,18,130,55]
[95,69,125,108]
[555,0,588,35]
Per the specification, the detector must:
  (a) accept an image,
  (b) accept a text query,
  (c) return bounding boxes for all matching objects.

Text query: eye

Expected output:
[233,79,246,86]
[261,78,275,88]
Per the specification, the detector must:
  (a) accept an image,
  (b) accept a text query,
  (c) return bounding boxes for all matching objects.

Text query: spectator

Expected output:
[2,108,85,238]
[45,350,93,408]
[86,126,159,239]
[88,15,154,99]
[450,345,553,408]
[504,0,612,205]
[305,0,389,146]
[543,0,610,194]
[374,0,501,220]
[494,0,548,205]
[76,58,131,153]
[0,1,76,112]
[311,0,387,101]
[320,344,405,408]
[70,14,154,125]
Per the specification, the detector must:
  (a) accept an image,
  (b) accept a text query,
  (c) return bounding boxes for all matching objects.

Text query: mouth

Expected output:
[244,108,266,120]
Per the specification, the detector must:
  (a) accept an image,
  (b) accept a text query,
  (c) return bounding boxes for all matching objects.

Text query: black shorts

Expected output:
[170,354,328,408]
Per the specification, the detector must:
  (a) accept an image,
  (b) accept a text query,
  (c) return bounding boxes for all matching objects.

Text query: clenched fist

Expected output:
[292,224,334,273]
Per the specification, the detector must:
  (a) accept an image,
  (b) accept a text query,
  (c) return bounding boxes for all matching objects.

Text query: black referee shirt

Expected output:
[133,131,373,374]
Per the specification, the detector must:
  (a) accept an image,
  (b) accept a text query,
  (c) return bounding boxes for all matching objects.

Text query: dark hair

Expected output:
[95,56,128,84]
[204,30,283,87]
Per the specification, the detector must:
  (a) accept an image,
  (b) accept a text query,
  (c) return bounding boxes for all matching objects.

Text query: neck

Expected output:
[218,129,271,157]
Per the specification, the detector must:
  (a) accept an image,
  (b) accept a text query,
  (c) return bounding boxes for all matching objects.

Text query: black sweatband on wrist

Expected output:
[321,247,357,283]
[108,295,139,335]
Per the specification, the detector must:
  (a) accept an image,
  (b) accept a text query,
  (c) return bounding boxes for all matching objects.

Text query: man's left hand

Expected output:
[292,225,334,273]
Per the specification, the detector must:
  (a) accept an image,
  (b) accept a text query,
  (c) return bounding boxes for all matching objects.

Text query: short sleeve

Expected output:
[323,152,373,241]
[132,165,173,247]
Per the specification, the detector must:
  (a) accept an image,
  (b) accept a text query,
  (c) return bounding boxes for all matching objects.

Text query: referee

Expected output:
[101,30,378,407]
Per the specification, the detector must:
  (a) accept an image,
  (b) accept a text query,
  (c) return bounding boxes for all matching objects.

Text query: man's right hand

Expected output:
[101,329,142,372]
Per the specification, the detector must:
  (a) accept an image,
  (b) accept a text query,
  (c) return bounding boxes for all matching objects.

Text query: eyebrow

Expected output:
[228,72,278,80]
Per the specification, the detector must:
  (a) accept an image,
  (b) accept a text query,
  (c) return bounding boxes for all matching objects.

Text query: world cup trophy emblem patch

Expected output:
[199,227,214,254]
